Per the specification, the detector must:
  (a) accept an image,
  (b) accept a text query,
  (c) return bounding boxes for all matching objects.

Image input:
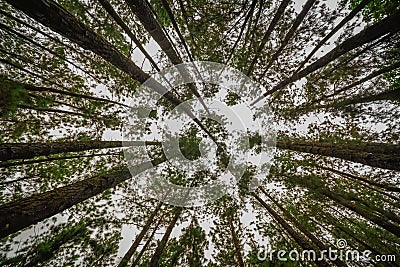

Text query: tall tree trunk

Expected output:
[6,1,219,142]
[320,189,400,237]
[0,158,165,238]
[228,214,245,267]
[5,0,180,107]
[276,138,400,170]
[252,193,330,267]
[124,0,182,65]
[294,0,373,73]
[0,21,95,80]
[0,152,119,170]
[118,203,163,267]
[131,216,164,267]
[97,0,160,72]
[246,0,291,76]
[159,0,192,61]
[320,60,400,102]
[0,9,95,70]
[0,140,159,161]
[318,165,400,193]
[22,82,131,108]
[251,10,400,104]
[260,187,347,267]
[149,208,182,267]
[225,0,257,64]
[261,0,316,75]
[18,104,86,117]
[324,87,400,108]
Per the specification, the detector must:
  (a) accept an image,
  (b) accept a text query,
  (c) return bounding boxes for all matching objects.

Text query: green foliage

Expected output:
[179,134,202,160]
[0,76,27,118]
[347,0,400,22]
[150,0,171,26]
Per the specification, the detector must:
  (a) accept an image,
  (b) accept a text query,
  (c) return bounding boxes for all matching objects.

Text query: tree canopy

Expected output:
[0,0,399,266]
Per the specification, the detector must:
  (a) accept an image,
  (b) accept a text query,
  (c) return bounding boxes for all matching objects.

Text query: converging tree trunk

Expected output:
[246,0,291,75]
[149,208,182,267]
[261,0,316,75]
[0,158,165,238]
[295,0,373,73]
[124,0,182,65]
[276,138,400,170]
[0,140,159,161]
[252,193,330,267]
[118,203,163,267]
[97,0,160,72]
[251,10,400,104]
[228,214,245,267]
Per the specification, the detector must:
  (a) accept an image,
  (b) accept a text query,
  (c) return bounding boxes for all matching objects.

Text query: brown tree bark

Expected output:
[276,138,400,170]
[261,0,316,75]
[252,193,330,267]
[251,10,400,104]
[294,0,373,73]
[5,0,180,107]
[225,0,257,64]
[97,0,160,71]
[318,165,400,193]
[0,152,119,170]
[118,203,163,267]
[260,187,347,267]
[124,0,181,65]
[320,189,400,237]
[5,0,219,143]
[228,214,245,267]
[246,0,291,76]
[324,87,400,108]
[0,157,165,238]
[131,216,164,267]
[0,140,159,161]
[320,60,400,102]
[148,208,182,267]
[21,81,131,108]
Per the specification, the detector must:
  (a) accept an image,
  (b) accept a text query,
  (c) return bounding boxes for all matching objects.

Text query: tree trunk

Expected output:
[322,60,400,101]
[18,104,86,117]
[246,0,291,76]
[24,83,130,108]
[118,203,163,267]
[159,0,192,61]
[124,0,182,65]
[149,208,182,267]
[318,165,400,193]
[276,138,400,170]
[252,10,400,104]
[0,152,119,170]
[321,189,400,237]
[0,21,94,80]
[262,0,316,75]
[0,140,159,161]
[0,9,95,68]
[5,0,181,107]
[131,216,164,267]
[325,87,400,108]
[252,193,330,267]
[97,0,160,72]
[0,158,165,238]
[225,0,257,64]
[228,214,245,267]
[295,0,373,73]
[260,187,347,267]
